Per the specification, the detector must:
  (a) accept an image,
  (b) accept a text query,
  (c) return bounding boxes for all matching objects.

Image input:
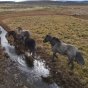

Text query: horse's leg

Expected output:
[33,50,37,59]
[54,54,58,58]
[52,52,56,62]
[30,50,34,58]
[29,48,36,59]
[71,61,74,70]
[68,57,74,70]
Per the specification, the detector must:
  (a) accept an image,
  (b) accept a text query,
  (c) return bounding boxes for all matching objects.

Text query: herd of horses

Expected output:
[6,27,85,69]
[6,27,36,57]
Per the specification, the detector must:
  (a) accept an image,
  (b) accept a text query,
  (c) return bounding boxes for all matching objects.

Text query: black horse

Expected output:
[24,37,36,57]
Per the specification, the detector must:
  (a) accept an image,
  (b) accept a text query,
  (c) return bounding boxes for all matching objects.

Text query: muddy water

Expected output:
[0,26,60,88]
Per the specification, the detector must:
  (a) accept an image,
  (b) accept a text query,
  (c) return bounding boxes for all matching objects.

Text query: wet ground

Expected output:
[0,25,85,88]
[0,26,60,88]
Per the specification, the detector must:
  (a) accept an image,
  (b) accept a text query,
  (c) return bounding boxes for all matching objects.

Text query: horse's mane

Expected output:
[8,30,16,34]
[52,37,61,43]
[7,31,17,38]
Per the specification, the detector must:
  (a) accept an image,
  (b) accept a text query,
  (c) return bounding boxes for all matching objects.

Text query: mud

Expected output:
[0,26,60,88]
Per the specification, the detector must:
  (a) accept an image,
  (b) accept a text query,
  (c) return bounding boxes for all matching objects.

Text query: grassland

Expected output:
[0,3,88,88]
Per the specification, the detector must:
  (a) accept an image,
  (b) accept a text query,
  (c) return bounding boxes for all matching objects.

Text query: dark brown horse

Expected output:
[6,30,36,58]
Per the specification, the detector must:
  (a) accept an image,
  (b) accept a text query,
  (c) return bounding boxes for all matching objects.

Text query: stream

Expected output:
[0,26,60,88]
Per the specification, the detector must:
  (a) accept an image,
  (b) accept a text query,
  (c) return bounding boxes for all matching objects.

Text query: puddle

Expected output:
[0,26,60,88]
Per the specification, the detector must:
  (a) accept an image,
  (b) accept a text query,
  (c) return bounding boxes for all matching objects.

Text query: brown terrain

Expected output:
[0,3,88,88]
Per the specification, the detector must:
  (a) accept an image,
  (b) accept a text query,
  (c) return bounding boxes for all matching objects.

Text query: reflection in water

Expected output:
[0,26,60,88]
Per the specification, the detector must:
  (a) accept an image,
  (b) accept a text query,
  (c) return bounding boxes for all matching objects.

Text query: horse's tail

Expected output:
[75,51,85,65]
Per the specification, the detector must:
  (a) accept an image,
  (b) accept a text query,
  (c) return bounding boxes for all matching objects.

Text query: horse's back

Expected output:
[66,44,78,58]
[25,38,36,50]
[56,42,77,56]
[22,31,30,37]
[53,42,67,54]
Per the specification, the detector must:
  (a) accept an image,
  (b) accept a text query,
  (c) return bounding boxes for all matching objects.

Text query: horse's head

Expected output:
[17,27,22,31]
[43,35,52,43]
[6,31,17,45]
[22,31,30,39]
[6,31,16,37]
[16,27,23,34]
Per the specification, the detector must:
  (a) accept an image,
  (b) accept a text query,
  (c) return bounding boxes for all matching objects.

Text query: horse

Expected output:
[6,30,25,54]
[6,30,20,45]
[24,37,36,58]
[15,27,30,42]
[43,35,85,69]
[6,30,25,45]
[6,30,36,58]
[16,28,36,57]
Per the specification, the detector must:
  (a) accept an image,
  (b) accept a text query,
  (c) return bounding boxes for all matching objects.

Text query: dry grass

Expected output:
[3,15,88,87]
[0,4,88,88]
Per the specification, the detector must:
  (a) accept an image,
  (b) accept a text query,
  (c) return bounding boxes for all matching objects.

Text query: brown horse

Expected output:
[6,30,36,58]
